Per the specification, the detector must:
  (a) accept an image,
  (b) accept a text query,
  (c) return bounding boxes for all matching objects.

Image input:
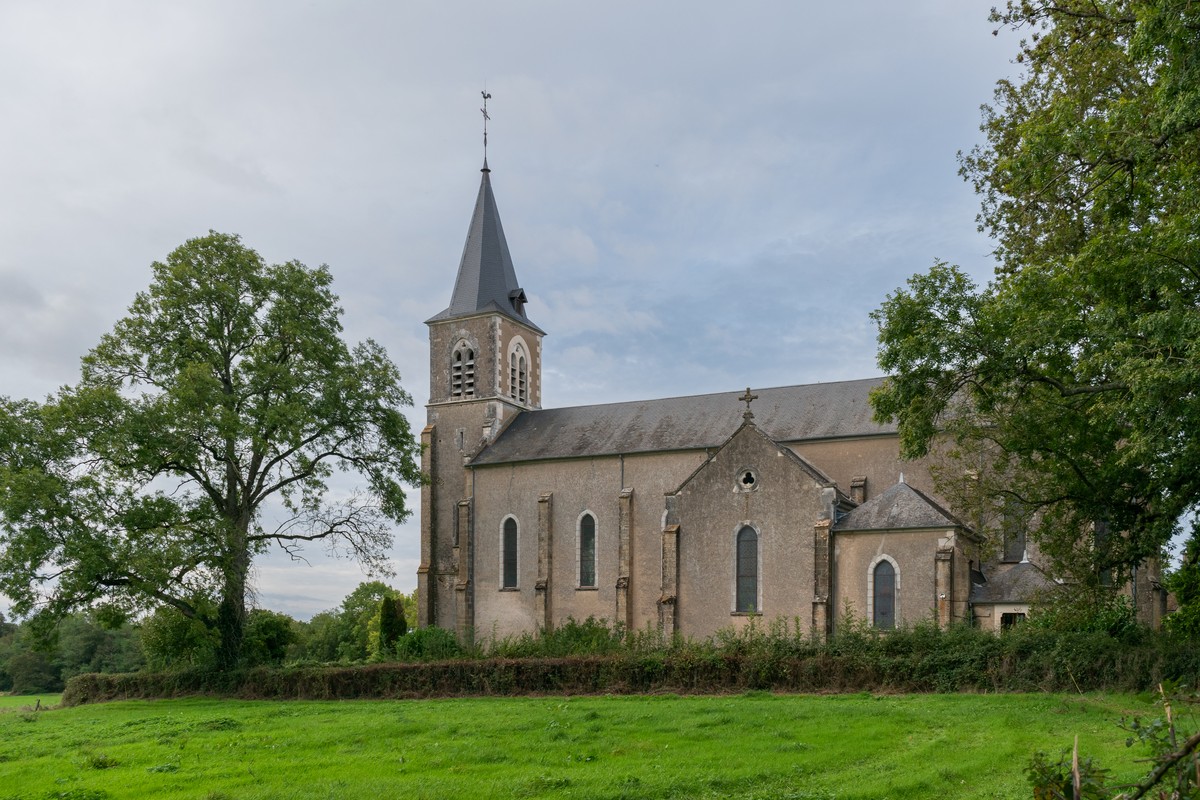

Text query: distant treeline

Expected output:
[0,612,143,694]
[1,581,415,694]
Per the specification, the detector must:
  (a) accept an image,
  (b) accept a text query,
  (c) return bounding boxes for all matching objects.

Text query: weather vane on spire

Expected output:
[481,90,492,162]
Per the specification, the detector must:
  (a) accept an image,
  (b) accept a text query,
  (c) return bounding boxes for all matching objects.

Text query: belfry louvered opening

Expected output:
[451,345,475,399]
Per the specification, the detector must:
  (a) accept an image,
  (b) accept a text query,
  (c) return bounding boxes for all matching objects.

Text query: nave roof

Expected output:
[471,377,894,466]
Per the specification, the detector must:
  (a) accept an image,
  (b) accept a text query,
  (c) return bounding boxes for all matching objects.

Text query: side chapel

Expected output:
[417,161,1058,642]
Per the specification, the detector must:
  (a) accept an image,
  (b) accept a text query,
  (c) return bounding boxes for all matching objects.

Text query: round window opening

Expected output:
[738,469,759,491]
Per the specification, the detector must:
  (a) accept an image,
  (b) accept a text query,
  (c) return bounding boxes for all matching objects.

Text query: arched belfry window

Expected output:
[872,558,897,629]
[735,526,758,613]
[508,343,528,404]
[451,343,475,399]
[501,517,519,589]
[578,512,597,588]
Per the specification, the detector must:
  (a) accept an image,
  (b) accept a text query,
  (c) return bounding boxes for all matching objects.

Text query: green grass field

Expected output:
[0,695,60,711]
[0,692,1160,799]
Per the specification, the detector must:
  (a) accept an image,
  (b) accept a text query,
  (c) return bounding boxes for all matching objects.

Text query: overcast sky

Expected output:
[0,2,1018,620]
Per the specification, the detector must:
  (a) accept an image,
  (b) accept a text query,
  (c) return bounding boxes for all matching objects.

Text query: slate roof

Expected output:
[971,561,1055,604]
[833,479,964,532]
[470,378,894,466]
[426,163,545,333]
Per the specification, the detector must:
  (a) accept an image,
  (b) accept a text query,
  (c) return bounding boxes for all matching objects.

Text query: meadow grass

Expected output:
[0,695,61,711]
[0,692,1159,799]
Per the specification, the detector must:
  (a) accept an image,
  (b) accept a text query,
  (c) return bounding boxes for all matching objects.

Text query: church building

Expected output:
[417,161,1049,642]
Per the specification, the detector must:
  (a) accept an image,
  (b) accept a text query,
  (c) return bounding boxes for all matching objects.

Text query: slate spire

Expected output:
[426,163,544,333]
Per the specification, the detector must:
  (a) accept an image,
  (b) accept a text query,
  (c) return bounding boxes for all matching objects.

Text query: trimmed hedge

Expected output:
[62,624,1200,705]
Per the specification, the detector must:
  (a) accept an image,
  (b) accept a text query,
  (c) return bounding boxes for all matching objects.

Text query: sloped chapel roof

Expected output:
[426,162,544,333]
[471,377,894,466]
[970,561,1054,604]
[833,479,965,531]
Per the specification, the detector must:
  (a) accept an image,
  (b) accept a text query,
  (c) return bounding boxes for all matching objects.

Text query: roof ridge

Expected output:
[522,377,889,415]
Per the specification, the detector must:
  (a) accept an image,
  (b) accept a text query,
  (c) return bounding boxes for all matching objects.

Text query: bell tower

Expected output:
[425,160,544,410]
[418,160,545,634]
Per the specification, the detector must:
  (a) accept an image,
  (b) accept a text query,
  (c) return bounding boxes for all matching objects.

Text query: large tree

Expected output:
[871,1,1200,589]
[0,232,422,668]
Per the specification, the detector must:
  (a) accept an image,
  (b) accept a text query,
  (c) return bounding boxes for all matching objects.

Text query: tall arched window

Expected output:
[735,526,758,613]
[578,513,596,588]
[451,345,475,399]
[508,343,528,404]
[873,559,896,629]
[501,517,518,589]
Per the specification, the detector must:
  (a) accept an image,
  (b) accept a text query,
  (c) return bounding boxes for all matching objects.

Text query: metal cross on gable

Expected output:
[739,387,759,420]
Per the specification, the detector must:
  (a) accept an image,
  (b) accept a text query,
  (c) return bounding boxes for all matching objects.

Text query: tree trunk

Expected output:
[215,516,251,670]
[215,587,244,670]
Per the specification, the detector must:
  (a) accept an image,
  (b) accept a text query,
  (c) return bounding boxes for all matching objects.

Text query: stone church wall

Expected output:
[832,527,968,629]
[469,451,705,641]
[619,451,711,631]
[421,401,479,632]
[672,426,831,640]
[787,436,934,504]
[460,435,964,642]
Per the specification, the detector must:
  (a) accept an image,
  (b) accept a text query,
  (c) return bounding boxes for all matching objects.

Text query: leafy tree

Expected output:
[139,603,220,670]
[6,649,59,694]
[398,588,418,630]
[241,609,298,666]
[871,1,1200,592]
[0,615,19,692]
[336,580,399,661]
[0,232,423,669]
[375,595,405,658]
[293,609,342,662]
[397,601,409,642]
[0,612,143,687]
[1164,535,1200,637]
[282,582,411,664]
[52,614,144,680]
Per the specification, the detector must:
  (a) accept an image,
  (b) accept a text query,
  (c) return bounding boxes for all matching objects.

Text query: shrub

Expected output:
[487,616,626,659]
[61,614,1200,704]
[1026,590,1139,639]
[394,626,464,662]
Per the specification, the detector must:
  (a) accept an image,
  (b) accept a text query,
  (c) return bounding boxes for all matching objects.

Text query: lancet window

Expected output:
[872,558,897,629]
[578,513,597,588]
[501,516,519,589]
[735,526,758,613]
